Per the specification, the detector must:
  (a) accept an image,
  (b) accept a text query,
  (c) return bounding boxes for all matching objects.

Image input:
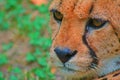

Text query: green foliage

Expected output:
[12,67,22,73]
[0,72,5,80]
[9,75,18,80]
[34,68,45,78]
[0,54,8,65]
[2,42,13,51]
[37,57,47,66]
[0,0,54,80]
[26,52,36,62]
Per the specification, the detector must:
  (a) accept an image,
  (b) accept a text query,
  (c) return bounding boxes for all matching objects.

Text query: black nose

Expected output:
[54,47,77,63]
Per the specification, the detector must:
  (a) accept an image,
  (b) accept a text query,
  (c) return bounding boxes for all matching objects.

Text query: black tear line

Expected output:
[82,31,98,68]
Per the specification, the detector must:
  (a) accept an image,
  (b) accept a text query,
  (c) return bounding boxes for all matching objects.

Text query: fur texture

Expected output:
[50,0,120,80]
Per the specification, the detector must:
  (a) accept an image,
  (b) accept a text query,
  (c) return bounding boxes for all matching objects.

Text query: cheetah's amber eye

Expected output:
[87,19,107,29]
[92,19,105,27]
[53,10,63,22]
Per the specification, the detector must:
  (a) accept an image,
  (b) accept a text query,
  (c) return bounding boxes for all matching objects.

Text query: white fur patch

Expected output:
[98,55,120,76]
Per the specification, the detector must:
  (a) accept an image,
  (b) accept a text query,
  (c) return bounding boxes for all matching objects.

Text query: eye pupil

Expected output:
[93,19,103,27]
[53,11,63,22]
[87,18,107,30]
[55,12,63,20]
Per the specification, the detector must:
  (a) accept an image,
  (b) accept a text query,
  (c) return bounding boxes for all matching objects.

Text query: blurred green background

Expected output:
[0,0,54,80]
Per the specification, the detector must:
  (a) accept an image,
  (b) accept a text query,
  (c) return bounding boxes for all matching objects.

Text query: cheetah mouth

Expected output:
[56,63,89,73]
[57,66,84,75]
[59,66,79,72]
[57,65,96,79]
[57,63,98,74]
[52,55,97,73]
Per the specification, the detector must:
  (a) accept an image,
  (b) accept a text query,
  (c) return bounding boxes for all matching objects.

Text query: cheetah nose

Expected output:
[54,47,77,63]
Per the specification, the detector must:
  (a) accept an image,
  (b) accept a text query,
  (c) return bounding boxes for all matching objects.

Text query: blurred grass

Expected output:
[0,0,54,80]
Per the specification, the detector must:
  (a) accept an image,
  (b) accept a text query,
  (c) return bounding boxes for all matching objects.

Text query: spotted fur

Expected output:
[49,0,120,80]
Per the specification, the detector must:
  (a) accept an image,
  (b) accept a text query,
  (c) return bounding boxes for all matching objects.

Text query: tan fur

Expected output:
[50,0,120,80]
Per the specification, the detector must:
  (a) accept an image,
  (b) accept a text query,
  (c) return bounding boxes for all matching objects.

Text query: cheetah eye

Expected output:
[51,10,63,22]
[87,18,107,30]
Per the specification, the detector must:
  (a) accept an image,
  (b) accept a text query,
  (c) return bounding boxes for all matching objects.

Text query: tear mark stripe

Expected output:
[82,24,98,68]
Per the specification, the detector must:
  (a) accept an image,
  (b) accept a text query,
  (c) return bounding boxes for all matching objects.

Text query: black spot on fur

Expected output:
[115,32,118,36]
[107,50,110,53]
[113,72,120,77]
[115,49,119,52]
[111,44,114,47]
[102,78,107,80]
[118,4,120,6]
[114,32,120,43]
[89,5,94,14]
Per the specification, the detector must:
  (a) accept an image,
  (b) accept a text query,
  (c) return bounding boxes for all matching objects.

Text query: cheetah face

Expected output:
[50,0,120,79]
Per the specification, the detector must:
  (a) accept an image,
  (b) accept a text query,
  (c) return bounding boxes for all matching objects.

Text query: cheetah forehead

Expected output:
[50,0,120,19]
[50,0,94,18]
[50,0,120,38]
